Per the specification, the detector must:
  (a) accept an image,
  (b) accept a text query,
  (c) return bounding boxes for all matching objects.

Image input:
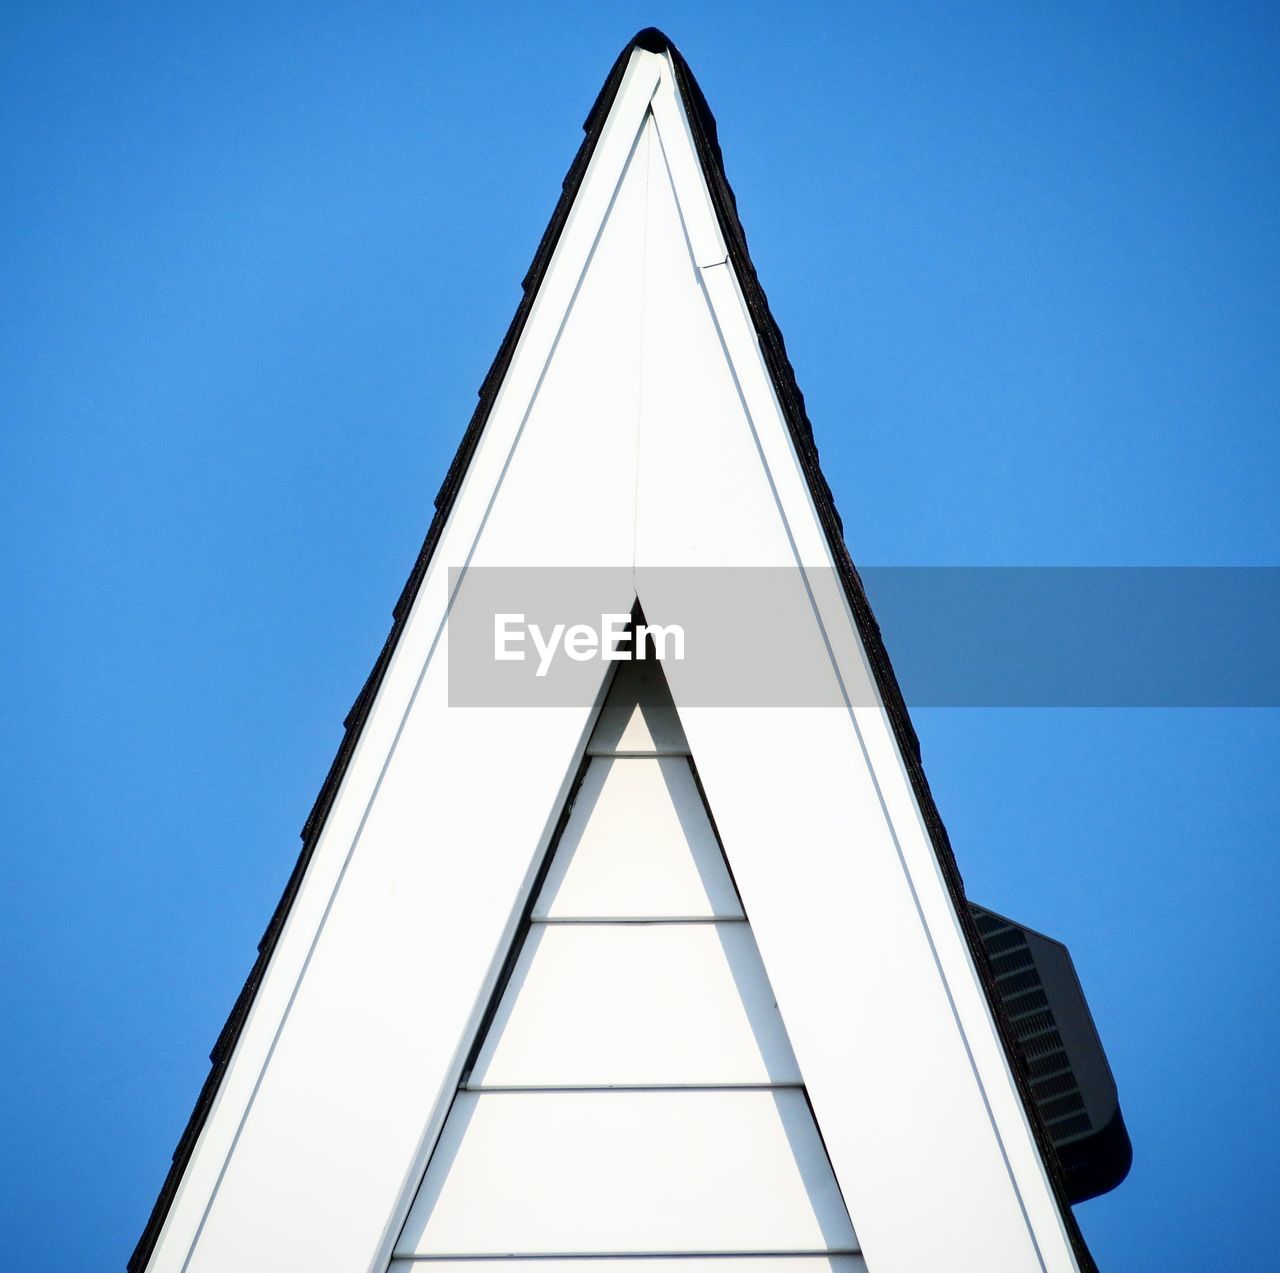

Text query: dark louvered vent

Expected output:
[971,904,1133,1204]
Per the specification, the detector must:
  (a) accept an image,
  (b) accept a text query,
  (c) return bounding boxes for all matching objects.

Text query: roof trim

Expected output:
[131,29,1096,1272]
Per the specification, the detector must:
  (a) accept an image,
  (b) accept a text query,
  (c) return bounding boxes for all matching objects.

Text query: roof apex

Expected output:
[627,26,678,55]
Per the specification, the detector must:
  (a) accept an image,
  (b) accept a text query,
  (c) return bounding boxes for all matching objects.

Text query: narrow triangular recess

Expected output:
[390,663,864,1271]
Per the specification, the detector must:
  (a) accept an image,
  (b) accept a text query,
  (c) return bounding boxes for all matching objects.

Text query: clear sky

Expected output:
[2,3,1278,1269]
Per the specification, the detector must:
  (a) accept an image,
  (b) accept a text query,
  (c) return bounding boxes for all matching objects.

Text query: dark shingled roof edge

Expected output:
[130,28,1098,1273]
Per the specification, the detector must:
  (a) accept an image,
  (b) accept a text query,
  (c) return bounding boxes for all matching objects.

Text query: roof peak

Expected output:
[627,26,678,56]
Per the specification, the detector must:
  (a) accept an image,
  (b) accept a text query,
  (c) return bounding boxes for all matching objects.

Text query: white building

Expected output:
[133,30,1126,1273]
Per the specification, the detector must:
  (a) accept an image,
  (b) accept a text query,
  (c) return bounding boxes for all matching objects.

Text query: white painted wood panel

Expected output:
[389,1259,866,1273]
[395,1090,856,1256]
[633,63,1082,1273]
[159,54,666,1273]
[534,757,742,919]
[468,921,800,1087]
[587,657,690,755]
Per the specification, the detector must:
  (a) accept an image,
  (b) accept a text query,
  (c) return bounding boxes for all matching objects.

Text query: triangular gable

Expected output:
[133,30,1095,1273]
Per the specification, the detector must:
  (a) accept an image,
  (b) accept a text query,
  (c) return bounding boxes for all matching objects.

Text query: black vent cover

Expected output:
[970,904,1133,1203]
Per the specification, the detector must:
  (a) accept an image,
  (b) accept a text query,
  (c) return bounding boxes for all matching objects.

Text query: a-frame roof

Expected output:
[132,29,1098,1273]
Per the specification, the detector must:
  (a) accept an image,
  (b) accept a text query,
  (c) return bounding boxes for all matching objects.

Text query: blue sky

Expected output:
[2,3,1277,1269]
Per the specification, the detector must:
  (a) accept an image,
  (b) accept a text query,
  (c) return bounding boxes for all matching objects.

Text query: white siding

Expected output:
[638,62,1077,1271]
[390,1259,867,1273]
[396,1090,855,1256]
[467,921,801,1087]
[533,756,743,920]
[587,657,691,755]
[154,52,666,1273]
